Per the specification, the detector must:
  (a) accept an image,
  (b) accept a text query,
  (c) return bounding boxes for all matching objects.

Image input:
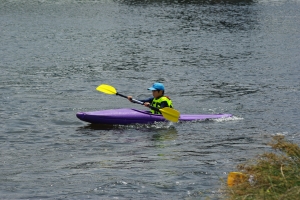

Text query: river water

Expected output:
[0,0,299,199]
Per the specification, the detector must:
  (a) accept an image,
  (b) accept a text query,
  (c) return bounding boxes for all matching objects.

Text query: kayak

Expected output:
[76,108,232,125]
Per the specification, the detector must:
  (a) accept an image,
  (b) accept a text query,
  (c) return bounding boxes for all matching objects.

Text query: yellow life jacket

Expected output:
[150,96,173,114]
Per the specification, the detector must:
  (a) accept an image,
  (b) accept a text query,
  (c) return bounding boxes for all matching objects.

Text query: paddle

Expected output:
[96,84,180,122]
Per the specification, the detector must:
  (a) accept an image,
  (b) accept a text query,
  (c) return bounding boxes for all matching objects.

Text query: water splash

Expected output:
[212,116,244,122]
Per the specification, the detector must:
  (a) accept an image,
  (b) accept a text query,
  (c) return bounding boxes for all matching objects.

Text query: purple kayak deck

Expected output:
[76,108,232,125]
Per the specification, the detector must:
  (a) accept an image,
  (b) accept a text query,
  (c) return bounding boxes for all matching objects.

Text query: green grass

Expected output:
[226,135,300,200]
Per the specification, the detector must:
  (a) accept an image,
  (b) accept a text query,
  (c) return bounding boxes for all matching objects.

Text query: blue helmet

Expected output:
[148,82,165,91]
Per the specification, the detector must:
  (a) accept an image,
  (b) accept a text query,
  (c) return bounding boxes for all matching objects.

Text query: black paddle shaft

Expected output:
[116,93,160,112]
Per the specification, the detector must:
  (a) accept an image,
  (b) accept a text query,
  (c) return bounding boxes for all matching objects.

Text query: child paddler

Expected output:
[127,82,174,114]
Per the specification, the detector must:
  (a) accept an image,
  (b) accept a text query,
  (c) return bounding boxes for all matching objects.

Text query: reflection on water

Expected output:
[80,123,118,130]
[79,121,175,130]
[152,127,178,141]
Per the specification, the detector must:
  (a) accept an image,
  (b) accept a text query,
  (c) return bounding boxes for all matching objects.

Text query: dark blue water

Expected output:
[1,0,299,199]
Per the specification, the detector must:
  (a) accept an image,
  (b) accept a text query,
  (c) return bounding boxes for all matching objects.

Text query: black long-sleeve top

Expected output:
[138,97,169,108]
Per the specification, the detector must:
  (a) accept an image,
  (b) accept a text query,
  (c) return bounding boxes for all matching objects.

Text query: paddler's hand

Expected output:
[127,96,133,102]
[143,102,150,107]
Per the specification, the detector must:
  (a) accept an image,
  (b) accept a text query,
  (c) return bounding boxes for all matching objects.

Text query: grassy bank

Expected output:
[226,135,300,200]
